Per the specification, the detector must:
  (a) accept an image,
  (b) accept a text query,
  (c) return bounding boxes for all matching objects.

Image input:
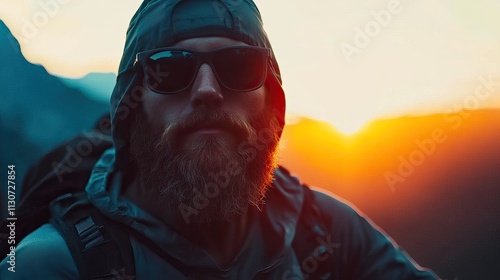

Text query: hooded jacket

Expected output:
[1,0,439,279]
[0,149,439,279]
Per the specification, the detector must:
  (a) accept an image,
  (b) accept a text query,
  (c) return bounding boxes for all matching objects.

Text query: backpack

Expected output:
[0,127,113,255]
[0,118,337,280]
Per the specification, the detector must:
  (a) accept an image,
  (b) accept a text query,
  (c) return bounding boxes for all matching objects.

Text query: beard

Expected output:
[129,106,281,225]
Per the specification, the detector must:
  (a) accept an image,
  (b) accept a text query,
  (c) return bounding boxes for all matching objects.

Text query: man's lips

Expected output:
[192,127,225,134]
[185,121,233,135]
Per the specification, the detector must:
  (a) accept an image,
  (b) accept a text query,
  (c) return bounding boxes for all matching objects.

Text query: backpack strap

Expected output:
[292,183,340,280]
[50,192,136,280]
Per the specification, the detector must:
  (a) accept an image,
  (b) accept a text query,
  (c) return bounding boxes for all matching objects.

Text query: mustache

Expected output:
[159,109,255,144]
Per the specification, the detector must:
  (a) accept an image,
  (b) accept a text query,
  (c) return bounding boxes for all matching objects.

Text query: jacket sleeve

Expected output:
[313,189,441,280]
[0,223,80,280]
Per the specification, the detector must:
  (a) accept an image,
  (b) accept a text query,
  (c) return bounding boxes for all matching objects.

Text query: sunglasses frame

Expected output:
[134,46,272,94]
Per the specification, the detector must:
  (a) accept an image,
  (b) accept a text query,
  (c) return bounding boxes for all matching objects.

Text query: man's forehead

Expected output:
[166,36,250,51]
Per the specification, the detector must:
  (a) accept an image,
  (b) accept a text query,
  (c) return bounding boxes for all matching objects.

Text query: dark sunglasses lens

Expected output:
[147,51,196,93]
[213,48,265,90]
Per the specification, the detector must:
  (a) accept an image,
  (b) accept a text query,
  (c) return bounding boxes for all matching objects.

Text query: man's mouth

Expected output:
[185,121,232,136]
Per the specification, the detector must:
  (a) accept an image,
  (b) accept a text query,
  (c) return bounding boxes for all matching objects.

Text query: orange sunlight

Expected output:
[279,109,500,210]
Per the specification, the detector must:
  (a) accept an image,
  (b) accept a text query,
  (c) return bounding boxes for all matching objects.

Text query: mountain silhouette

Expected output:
[0,20,108,199]
[59,72,116,102]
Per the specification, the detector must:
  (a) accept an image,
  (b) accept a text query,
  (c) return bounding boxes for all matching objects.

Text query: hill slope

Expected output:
[0,20,108,199]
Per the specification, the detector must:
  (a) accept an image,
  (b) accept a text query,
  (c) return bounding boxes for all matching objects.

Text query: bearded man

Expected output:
[0,0,439,279]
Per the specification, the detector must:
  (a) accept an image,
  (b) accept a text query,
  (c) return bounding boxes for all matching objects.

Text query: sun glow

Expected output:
[332,118,369,136]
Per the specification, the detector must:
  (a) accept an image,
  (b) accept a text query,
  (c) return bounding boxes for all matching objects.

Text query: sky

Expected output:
[1,0,499,134]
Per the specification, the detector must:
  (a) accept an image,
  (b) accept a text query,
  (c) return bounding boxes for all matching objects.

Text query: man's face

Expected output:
[129,37,281,224]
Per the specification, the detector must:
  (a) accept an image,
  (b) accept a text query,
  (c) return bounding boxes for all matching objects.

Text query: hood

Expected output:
[110,0,286,171]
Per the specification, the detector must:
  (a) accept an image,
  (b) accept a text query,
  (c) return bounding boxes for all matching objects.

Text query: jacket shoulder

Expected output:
[308,188,440,279]
[0,223,79,279]
[311,188,360,214]
[309,188,371,227]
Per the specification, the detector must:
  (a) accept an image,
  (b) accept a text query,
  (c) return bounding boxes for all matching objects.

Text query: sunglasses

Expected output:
[134,46,271,94]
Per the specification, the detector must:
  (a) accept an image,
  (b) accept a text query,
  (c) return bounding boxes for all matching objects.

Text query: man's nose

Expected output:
[190,63,223,108]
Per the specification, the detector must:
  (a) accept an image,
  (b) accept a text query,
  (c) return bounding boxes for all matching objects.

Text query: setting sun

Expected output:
[327,116,369,136]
